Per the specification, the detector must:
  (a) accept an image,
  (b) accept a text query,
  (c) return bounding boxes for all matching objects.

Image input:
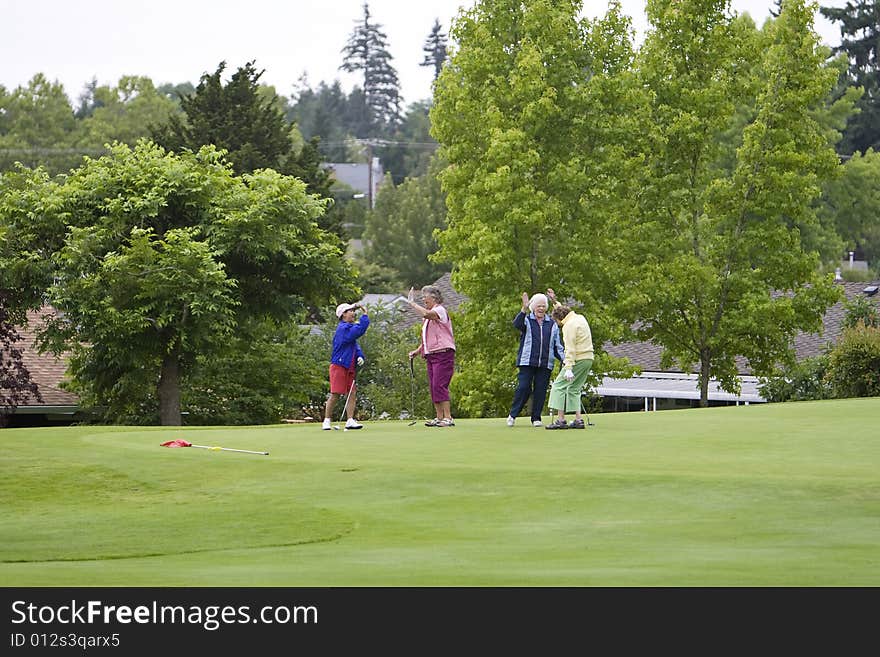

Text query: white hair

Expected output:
[528,293,549,312]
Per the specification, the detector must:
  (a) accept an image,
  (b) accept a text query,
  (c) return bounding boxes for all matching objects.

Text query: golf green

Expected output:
[2,397,878,586]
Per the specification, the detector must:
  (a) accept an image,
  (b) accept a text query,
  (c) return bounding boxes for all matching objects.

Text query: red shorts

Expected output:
[329,364,356,395]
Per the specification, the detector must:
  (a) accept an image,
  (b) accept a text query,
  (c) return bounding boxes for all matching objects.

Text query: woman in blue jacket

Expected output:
[506,290,564,427]
[323,302,369,430]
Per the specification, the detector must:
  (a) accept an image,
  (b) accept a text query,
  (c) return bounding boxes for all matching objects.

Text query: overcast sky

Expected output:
[4,0,847,107]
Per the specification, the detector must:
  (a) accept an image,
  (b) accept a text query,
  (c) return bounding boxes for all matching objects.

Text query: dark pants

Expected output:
[509,366,552,422]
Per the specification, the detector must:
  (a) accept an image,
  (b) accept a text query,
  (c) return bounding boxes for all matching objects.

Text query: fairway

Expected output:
[2,398,878,586]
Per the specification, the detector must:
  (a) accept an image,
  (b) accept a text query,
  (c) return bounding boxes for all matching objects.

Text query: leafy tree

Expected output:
[613,0,844,406]
[0,140,359,425]
[0,295,42,426]
[757,355,833,402]
[74,76,179,148]
[182,317,328,425]
[348,255,404,292]
[378,101,439,183]
[152,60,293,174]
[825,322,880,397]
[817,148,880,269]
[842,294,880,328]
[431,0,640,416]
[0,74,81,173]
[820,0,880,155]
[340,2,403,133]
[156,81,196,103]
[287,80,354,160]
[362,156,449,287]
[421,19,449,83]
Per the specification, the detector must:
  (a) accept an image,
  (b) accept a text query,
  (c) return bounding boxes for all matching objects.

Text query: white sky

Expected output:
[4,1,848,107]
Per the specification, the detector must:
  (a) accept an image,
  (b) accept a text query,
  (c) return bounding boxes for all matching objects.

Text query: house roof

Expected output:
[11,307,79,411]
[604,280,880,374]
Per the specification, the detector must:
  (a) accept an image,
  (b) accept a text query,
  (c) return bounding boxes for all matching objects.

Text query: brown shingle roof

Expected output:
[605,281,880,374]
[396,272,465,330]
[13,307,79,408]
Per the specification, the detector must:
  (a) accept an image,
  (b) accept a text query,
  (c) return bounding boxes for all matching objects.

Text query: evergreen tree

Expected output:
[362,155,449,287]
[151,60,292,174]
[820,0,880,154]
[340,2,403,134]
[421,19,449,82]
[74,77,103,119]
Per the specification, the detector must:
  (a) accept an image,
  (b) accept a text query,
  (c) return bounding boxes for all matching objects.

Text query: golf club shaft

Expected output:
[339,378,355,423]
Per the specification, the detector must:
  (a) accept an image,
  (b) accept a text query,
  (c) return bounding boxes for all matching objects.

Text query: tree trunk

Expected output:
[157,353,182,426]
[699,350,711,408]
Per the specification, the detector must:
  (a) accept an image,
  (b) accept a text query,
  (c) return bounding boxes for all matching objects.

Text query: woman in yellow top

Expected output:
[545,298,594,430]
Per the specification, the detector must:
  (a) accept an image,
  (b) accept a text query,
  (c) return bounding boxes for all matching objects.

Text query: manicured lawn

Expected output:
[2,398,878,586]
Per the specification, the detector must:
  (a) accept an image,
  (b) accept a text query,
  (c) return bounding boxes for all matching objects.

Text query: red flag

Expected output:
[160,439,192,448]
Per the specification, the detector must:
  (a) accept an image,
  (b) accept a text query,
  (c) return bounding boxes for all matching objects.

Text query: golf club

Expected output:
[579,391,595,427]
[339,376,356,430]
[407,355,418,426]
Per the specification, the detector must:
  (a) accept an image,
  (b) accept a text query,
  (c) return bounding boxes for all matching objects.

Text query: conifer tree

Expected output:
[821,0,880,154]
[340,2,403,134]
[152,60,292,174]
[421,19,449,82]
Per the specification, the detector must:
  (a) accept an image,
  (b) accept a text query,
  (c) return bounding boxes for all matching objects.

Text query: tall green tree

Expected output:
[0,74,81,173]
[376,101,439,184]
[421,19,449,83]
[616,0,843,405]
[431,0,641,416]
[152,61,293,174]
[340,2,403,133]
[818,148,880,269]
[820,0,880,154]
[74,76,179,148]
[362,155,449,287]
[0,141,359,425]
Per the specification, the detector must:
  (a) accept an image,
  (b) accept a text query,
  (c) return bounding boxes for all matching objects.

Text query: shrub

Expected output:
[758,355,833,402]
[825,324,880,399]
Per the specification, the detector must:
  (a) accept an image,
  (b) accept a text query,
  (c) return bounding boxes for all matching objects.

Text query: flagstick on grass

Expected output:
[160,439,268,455]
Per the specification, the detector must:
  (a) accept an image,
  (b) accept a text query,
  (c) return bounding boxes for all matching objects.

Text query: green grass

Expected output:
[2,398,878,586]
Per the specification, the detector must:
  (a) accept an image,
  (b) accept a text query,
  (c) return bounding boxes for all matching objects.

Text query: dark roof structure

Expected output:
[604,281,880,374]
[9,308,79,417]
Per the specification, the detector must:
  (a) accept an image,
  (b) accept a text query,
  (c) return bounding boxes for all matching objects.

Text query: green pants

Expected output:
[548,358,593,413]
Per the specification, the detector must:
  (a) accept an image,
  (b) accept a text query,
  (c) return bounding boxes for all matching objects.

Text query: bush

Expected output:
[825,324,880,399]
[758,355,833,402]
[182,318,328,425]
[842,296,879,330]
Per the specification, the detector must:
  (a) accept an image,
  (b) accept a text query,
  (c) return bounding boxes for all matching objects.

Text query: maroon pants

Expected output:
[425,349,455,403]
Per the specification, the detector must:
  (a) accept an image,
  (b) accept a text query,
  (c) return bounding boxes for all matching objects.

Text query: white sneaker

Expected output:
[345,418,363,430]
[506,416,515,427]
[532,420,543,427]
[322,418,332,431]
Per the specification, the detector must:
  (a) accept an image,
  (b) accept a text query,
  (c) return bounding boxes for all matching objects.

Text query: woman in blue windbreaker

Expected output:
[506,290,564,427]
[323,302,369,430]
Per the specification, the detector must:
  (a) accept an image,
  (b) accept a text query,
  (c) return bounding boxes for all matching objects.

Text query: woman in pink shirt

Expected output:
[407,285,456,427]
